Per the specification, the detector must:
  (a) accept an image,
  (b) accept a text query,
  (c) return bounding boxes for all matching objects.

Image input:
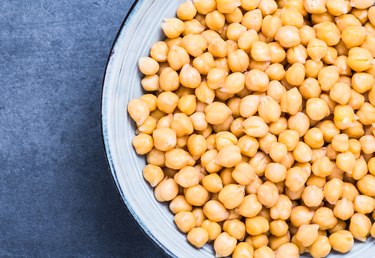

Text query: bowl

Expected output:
[101,0,375,257]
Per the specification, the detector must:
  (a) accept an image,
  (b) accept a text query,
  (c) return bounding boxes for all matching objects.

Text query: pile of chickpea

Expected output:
[127,0,375,257]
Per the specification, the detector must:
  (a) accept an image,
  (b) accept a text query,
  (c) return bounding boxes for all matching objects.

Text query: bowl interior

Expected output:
[102,0,375,257]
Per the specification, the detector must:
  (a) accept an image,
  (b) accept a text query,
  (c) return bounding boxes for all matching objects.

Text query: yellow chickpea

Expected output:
[169,195,193,214]
[302,185,324,207]
[187,227,209,248]
[227,49,249,73]
[314,22,341,46]
[232,163,256,186]
[357,174,375,197]
[347,47,374,72]
[285,63,305,86]
[242,116,269,138]
[232,242,254,258]
[290,206,314,227]
[275,25,301,48]
[246,216,269,236]
[221,72,245,94]
[201,220,221,241]
[242,9,263,31]
[204,102,232,125]
[288,112,310,137]
[174,211,196,233]
[237,193,262,218]
[214,232,237,257]
[218,184,245,209]
[154,178,179,202]
[305,59,324,79]
[312,207,338,230]
[329,82,351,105]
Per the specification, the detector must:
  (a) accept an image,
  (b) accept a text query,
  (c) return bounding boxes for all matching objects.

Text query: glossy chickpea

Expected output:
[333,198,354,220]
[214,232,237,257]
[275,26,301,48]
[288,112,310,137]
[232,163,256,186]
[218,184,245,209]
[349,213,372,242]
[169,195,193,214]
[342,25,366,49]
[187,227,209,248]
[290,206,314,227]
[334,105,356,130]
[232,242,254,258]
[347,47,374,72]
[201,220,221,241]
[304,60,323,79]
[302,185,324,207]
[242,9,263,32]
[312,207,338,230]
[174,211,196,233]
[268,42,286,63]
[245,216,269,236]
[357,175,375,197]
[357,103,375,126]
[329,82,351,105]
[254,246,274,258]
[154,178,179,202]
[228,49,250,73]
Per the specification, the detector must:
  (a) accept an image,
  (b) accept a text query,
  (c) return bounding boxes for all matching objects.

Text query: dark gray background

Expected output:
[0,0,167,257]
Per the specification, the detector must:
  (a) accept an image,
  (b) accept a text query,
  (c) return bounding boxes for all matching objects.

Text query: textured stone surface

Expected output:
[0,0,166,256]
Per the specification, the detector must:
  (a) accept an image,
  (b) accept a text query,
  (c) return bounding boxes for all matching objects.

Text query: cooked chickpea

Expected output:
[347,47,374,72]
[329,230,354,253]
[285,63,305,86]
[245,69,270,92]
[228,49,250,73]
[246,216,269,236]
[305,59,324,78]
[275,26,301,48]
[174,211,196,233]
[302,185,324,207]
[288,112,310,137]
[187,227,209,248]
[242,9,263,32]
[214,232,237,257]
[154,178,179,202]
[132,133,153,155]
[254,246,274,258]
[232,162,256,186]
[243,116,269,138]
[222,72,245,94]
[232,242,254,258]
[313,207,338,230]
[357,174,375,197]
[290,206,314,227]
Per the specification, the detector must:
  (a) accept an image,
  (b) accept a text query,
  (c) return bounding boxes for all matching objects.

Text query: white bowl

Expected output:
[101,1,375,257]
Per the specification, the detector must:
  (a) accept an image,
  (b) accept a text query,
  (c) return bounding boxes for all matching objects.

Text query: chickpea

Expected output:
[302,185,324,207]
[257,181,279,208]
[237,135,259,158]
[201,220,221,241]
[347,47,374,72]
[214,232,237,257]
[242,9,263,32]
[269,117,287,136]
[357,174,375,197]
[265,64,285,81]
[331,134,349,153]
[216,144,242,168]
[307,38,328,62]
[165,148,194,170]
[309,235,332,258]
[242,116,269,138]
[237,194,262,218]
[250,42,271,63]
[176,1,197,21]
[265,163,287,183]
[246,216,269,236]
[169,195,193,214]
[240,0,260,10]
[305,59,324,78]
[275,26,301,48]
[154,178,179,202]
[333,198,354,220]
[306,174,326,188]
[285,166,308,192]
[314,22,341,46]
[369,158,375,175]
[232,163,256,186]
[222,72,245,94]
[204,102,232,125]
[357,103,375,126]
[286,63,306,86]
[183,19,205,35]
[270,194,292,220]
[303,0,327,14]
[239,95,259,118]
[350,0,375,9]
[290,206,314,227]
[299,25,316,46]
[260,15,281,41]
[329,82,351,105]
[258,96,281,123]
[228,49,250,73]
[132,133,153,155]
[354,195,375,215]
[334,105,356,130]
[218,184,245,209]
[313,207,338,230]
[295,224,319,247]
[174,211,196,233]
[233,242,254,258]
[280,88,302,115]
[293,142,312,163]
[223,219,246,240]
[269,42,286,63]
[254,246,275,258]
[245,69,270,92]
[187,227,209,248]
[288,112,310,137]
[342,25,366,49]
[146,148,165,167]
[351,72,375,94]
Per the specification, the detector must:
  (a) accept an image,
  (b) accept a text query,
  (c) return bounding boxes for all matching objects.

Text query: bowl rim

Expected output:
[100,0,173,257]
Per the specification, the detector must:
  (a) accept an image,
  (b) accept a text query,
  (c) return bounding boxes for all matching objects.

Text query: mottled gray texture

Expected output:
[0,0,166,257]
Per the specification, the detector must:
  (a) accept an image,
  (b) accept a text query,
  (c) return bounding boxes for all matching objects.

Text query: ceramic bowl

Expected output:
[101,0,375,257]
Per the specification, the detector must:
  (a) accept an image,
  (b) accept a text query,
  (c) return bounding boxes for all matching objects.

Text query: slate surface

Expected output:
[0,0,167,257]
